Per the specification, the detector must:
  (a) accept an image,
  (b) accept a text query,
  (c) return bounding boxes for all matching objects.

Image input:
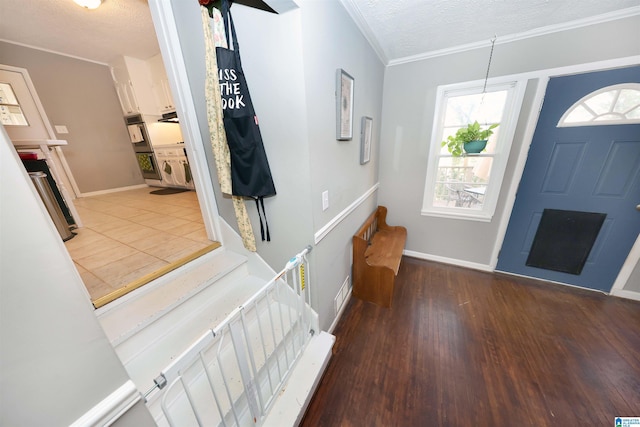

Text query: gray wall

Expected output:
[0,128,153,426]
[378,15,640,266]
[0,42,144,194]
[300,0,384,328]
[171,0,384,330]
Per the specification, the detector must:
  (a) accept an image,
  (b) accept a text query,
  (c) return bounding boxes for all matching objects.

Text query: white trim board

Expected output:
[610,289,640,302]
[403,249,493,273]
[610,234,640,293]
[314,183,379,245]
[79,184,149,198]
[489,77,549,270]
[496,270,608,295]
[404,248,615,297]
[328,287,352,335]
[0,39,110,66]
[69,380,141,427]
[148,0,222,244]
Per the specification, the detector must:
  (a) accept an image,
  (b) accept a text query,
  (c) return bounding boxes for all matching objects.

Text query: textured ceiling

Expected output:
[0,0,159,64]
[0,0,638,66]
[344,0,640,63]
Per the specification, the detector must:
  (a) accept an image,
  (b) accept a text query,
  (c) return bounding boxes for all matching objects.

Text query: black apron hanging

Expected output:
[216,0,276,241]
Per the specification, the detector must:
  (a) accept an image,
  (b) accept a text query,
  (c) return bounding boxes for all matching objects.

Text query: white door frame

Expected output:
[147,0,222,243]
[490,55,640,296]
[610,235,640,301]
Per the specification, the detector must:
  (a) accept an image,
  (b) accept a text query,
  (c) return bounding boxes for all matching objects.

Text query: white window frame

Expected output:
[557,83,640,127]
[422,78,527,222]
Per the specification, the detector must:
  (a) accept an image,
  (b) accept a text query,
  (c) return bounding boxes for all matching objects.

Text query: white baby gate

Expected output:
[146,246,316,427]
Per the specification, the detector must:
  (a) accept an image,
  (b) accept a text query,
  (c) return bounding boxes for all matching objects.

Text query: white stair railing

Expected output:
[147,246,315,427]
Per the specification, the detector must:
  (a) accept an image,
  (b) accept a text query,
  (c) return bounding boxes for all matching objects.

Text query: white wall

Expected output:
[378,15,640,267]
[0,128,153,426]
[170,0,385,330]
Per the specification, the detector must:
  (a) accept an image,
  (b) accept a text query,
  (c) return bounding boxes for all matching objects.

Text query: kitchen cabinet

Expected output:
[110,56,159,116]
[148,54,176,114]
[113,80,138,115]
[155,145,194,189]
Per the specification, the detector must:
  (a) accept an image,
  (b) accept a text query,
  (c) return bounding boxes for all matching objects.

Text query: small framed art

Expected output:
[336,69,354,140]
[360,116,372,164]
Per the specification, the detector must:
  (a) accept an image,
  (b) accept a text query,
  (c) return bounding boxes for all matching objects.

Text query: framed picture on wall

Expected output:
[360,116,372,164]
[336,69,354,140]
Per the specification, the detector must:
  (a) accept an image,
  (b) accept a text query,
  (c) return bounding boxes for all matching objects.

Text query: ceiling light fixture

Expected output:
[73,0,103,9]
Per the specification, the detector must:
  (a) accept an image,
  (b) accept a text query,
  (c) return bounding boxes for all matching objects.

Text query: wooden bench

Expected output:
[352,206,407,308]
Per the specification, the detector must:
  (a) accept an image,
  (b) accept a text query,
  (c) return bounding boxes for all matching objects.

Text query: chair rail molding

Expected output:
[69,380,141,427]
[314,183,379,245]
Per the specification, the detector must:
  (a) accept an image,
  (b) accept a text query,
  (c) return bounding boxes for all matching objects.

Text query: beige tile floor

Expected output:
[65,187,214,303]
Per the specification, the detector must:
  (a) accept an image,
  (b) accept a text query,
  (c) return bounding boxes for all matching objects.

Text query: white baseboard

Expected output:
[263,331,335,427]
[79,184,148,198]
[328,291,352,335]
[403,250,639,299]
[403,249,494,273]
[611,288,640,302]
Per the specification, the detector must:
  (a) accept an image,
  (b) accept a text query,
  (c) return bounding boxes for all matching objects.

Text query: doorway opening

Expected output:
[66,188,220,308]
[496,65,640,292]
[1,2,220,308]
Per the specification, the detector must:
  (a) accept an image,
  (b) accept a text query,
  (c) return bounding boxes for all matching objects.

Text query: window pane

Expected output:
[0,83,28,126]
[424,79,526,221]
[0,83,19,105]
[626,105,640,119]
[433,156,493,209]
[584,91,615,115]
[444,93,479,127]
[614,89,640,114]
[0,105,28,126]
[440,129,500,156]
[564,105,594,123]
[444,90,507,127]
[595,113,623,121]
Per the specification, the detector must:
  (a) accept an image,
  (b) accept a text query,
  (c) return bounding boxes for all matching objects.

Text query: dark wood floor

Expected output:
[301,257,640,427]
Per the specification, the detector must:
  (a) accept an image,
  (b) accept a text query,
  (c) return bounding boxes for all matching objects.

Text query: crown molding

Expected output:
[0,39,109,66]
[385,6,640,67]
[339,0,388,65]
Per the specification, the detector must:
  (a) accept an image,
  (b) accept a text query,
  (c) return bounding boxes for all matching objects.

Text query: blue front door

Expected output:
[496,65,640,292]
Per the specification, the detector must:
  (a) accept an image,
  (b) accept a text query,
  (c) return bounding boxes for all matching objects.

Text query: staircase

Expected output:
[97,246,334,426]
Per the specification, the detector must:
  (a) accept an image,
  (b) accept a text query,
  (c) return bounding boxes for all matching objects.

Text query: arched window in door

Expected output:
[557,83,640,127]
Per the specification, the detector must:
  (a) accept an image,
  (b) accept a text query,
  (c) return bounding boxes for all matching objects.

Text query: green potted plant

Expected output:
[441,121,499,156]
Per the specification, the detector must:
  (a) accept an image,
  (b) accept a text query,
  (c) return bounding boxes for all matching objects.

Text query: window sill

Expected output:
[421,209,493,222]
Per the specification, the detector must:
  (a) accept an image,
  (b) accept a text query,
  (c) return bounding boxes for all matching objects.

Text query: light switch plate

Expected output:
[322,191,329,211]
[55,125,69,134]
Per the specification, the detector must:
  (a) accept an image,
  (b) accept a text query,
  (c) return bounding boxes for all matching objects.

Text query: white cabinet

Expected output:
[155,146,194,189]
[148,54,175,113]
[159,157,176,186]
[110,56,160,116]
[113,80,138,116]
[155,79,175,113]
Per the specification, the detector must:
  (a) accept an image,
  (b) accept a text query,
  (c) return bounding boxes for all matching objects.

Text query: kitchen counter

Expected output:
[153,142,185,149]
[12,139,68,148]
